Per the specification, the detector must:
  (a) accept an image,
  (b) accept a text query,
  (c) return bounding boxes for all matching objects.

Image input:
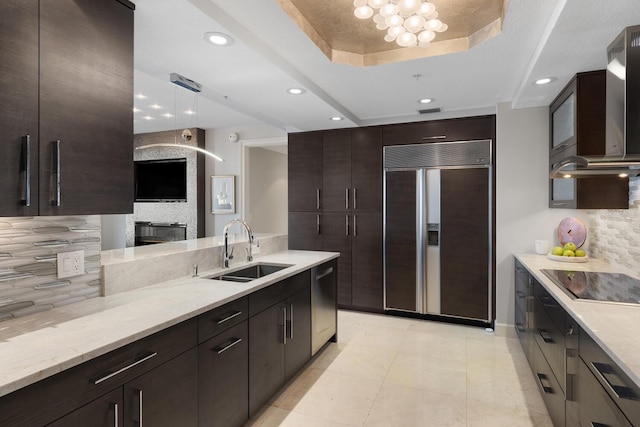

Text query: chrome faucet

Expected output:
[223,219,254,268]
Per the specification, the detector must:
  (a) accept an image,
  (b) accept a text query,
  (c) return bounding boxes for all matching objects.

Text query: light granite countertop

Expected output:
[0,250,339,398]
[515,253,640,388]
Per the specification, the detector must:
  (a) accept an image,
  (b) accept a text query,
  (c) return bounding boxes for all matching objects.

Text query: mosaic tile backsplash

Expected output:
[585,176,640,276]
[0,216,101,321]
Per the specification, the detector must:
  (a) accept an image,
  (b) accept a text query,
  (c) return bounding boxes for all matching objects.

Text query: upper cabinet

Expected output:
[288,132,323,212]
[0,0,134,217]
[382,115,495,145]
[549,71,629,209]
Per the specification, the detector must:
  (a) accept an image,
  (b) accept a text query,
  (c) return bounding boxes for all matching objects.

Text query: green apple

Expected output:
[575,249,586,257]
[563,249,575,257]
[551,246,564,256]
[563,242,577,252]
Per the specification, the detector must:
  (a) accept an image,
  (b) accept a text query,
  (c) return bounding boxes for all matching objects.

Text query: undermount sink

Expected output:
[204,263,292,283]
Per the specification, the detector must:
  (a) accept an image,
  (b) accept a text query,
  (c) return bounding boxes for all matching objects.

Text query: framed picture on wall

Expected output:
[211,175,235,214]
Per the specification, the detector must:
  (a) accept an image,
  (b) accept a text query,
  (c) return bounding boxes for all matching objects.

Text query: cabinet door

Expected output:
[199,321,248,427]
[382,116,495,145]
[288,132,323,211]
[0,0,39,216]
[352,213,383,310]
[323,129,352,211]
[124,348,198,427]
[288,211,323,250]
[578,359,632,427]
[322,213,352,307]
[47,388,123,427]
[39,0,133,215]
[351,127,382,212]
[285,287,312,380]
[249,303,286,416]
[440,167,490,321]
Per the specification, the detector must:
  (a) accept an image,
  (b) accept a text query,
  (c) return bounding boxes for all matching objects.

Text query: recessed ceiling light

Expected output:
[150,104,162,109]
[563,174,572,179]
[204,32,234,47]
[619,173,629,178]
[287,88,306,95]
[133,107,141,113]
[163,113,173,118]
[185,109,196,115]
[135,93,147,99]
[535,77,556,85]
[143,115,153,120]
[418,98,434,104]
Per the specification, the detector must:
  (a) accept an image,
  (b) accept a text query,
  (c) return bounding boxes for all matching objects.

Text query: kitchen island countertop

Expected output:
[515,253,640,388]
[0,250,339,398]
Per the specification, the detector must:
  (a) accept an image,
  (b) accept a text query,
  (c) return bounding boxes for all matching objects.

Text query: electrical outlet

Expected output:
[57,250,85,279]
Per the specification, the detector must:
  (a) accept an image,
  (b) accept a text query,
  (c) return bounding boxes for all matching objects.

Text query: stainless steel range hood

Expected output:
[551,25,640,179]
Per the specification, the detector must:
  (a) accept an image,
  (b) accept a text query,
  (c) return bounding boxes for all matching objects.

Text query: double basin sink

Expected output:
[203,262,292,283]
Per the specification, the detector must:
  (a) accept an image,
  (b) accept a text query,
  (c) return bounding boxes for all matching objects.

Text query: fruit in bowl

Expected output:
[575,249,586,257]
[551,246,564,256]
[563,242,577,252]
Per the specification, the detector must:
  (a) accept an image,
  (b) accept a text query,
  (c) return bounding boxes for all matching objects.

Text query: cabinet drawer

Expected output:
[0,319,197,427]
[531,341,566,427]
[514,304,530,361]
[249,271,310,316]
[580,328,640,425]
[198,297,248,344]
[534,281,564,331]
[579,358,632,427]
[514,261,531,316]
[533,294,565,393]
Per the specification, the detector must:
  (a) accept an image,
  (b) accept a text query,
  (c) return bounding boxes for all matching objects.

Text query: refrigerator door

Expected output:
[384,169,418,312]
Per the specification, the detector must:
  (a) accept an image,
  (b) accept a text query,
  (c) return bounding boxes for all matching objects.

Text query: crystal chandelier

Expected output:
[353,0,448,48]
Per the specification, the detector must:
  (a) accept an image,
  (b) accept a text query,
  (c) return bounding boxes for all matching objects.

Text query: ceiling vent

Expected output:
[170,72,202,93]
[418,108,441,114]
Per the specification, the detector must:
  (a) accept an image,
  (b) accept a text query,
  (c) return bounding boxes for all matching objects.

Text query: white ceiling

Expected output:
[132,0,640,135]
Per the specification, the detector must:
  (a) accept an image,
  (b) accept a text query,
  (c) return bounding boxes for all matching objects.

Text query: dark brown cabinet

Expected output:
[47,389,123,427]
[382,115,495,145]
[289,127,383,311]
[0,0,134,216]
[248,273,311,416]
[549,71,629,209]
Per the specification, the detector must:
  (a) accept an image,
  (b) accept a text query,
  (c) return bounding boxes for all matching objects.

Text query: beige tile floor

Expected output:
[246,310,553,427]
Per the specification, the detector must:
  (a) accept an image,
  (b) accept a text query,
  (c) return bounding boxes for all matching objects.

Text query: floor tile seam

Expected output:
[465,396,552,418]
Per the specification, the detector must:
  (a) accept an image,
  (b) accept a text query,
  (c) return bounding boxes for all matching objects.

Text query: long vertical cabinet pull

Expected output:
[289,303,294,339]
[133,389,143,426]
[111,402,119,427]
[316,215,321,235]
[353,188,357,210]
[316,189,321,210]
[345,188,349,209]
[22,135,32,207]
[53,140,61,207]
[345,215,349,236]
[353,215,357,237]
[282,307,287,345]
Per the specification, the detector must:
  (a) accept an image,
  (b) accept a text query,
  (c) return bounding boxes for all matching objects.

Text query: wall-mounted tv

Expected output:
[134,158,187,202]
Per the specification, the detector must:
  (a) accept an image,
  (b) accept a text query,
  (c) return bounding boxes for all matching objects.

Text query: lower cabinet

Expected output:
[248,273,312,416]
[578,358,632,427]
[0,266,323,427]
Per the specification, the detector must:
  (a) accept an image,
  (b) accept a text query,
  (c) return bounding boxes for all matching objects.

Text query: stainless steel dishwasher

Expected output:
[311,260,337,355]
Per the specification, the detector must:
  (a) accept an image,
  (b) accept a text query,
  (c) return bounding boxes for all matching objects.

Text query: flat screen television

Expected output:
[134,158,187,202]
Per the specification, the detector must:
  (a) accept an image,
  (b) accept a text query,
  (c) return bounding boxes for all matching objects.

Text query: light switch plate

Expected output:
[57,250,85,279]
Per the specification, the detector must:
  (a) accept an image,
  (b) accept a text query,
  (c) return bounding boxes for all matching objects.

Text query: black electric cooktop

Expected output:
[541,269,640,304]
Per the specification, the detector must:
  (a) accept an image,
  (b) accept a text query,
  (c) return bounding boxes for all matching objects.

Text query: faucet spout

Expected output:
[223,219,254,268]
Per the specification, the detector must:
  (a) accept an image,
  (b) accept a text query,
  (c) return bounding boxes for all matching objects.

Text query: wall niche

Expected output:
[126,128,206,246]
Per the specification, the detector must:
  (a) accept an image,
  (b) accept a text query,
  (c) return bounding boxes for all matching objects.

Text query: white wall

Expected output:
[204,125,286,236]
[495,102,579,334]
[246,147,288,234]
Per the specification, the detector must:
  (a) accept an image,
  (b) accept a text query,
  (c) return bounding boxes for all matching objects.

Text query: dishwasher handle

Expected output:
[315,266,334,281]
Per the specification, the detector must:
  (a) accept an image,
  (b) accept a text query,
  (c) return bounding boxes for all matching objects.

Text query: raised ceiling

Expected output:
[131,0,640,135]
[276,0,508,66]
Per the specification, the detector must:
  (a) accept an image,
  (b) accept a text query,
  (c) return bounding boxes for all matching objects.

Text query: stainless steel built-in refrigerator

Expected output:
[383,140,493,323]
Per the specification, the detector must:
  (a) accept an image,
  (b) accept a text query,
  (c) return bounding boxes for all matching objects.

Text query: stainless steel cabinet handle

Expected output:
[536,373,553,394]
[515,267,526,273]
[515,291,525,299]
[553,142,569,150]
[215,310,242,324]
[345,215,349,236]
[316,266,333,280]
[289,303,294,339]
[317,214,321,235]
[353,188,357,210]
[592,362,637,400]
[539,295,557,308]
[515,322,526,333]
[353,215,357,236]
[316,189,321,210]
[422,135,446,140]
[93,351,158,384]
[23,135,31,207]
[282,307,287,344]
[213,337,242,354]
[135,389,143,427]
[590,423,608,427]
[538,329,553,343]
[111,403,119,427]
[345,188,349,209]
[553,202,570,206]
[53,140,61,207]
